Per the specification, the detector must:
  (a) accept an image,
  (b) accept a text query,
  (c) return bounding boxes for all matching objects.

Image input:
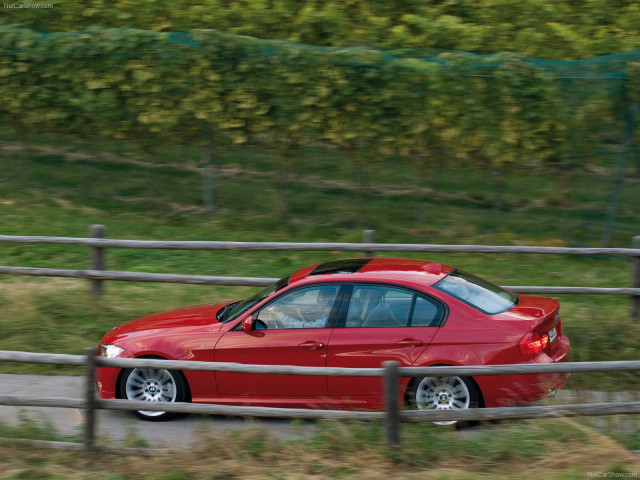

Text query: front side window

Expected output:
[433,269,518,315]
[221,276,290,323]
[344,285,443,328]
[257,285,339,329]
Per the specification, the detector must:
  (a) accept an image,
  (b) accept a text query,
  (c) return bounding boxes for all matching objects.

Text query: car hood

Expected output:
[104,301,235,339]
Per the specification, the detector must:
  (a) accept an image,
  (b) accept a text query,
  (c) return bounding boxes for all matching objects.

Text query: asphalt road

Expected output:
[0,374,314,449]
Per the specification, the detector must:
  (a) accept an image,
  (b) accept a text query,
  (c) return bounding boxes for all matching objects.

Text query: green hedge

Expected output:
[3,0,640,60]
[1,25,638,219]
[2,27,603,166]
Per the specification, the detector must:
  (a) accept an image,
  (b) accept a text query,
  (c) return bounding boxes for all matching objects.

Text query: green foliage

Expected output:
[1,18,639,206]
[0,415,80,443]
[3,24,628,202]
[3,1,640,60]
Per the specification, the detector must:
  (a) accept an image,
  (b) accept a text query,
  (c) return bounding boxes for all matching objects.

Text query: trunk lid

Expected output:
[496,294,562,353]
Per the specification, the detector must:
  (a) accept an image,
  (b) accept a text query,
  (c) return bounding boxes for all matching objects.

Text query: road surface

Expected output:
[0,374,315,449]
[1,374,638,450]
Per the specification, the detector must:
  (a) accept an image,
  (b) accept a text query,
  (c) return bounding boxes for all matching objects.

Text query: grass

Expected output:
[1,127,639,247]
[0,92,639,479]
[1,130,640,389]
[0,418,638,479]
[0,415,81,444]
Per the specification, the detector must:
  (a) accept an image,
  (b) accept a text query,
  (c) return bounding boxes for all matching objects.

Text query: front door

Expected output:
[214,284,341,398]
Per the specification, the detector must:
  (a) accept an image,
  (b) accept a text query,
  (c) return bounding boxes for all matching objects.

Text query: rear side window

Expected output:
[412,296,443,326]
[344,285,444,328]
[433,269,518,315]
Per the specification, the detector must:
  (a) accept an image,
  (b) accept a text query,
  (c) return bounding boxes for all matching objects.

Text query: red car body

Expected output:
[96,258,570,416]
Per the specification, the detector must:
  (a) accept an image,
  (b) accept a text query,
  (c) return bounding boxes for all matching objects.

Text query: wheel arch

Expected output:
[404,364,485,408]
[115,354,192,403]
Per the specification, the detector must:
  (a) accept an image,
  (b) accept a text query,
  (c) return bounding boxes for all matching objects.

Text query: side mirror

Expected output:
[242,315,254,333]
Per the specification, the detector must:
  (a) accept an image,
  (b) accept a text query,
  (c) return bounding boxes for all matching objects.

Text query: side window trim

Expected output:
[333,284,354,329]
[327,284,351,329]
[407,294,418,327]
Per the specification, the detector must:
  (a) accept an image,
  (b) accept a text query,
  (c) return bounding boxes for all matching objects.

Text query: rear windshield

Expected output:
[433,269,518,315]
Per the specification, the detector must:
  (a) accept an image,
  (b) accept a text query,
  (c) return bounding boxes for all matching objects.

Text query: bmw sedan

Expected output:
[96,258,570,421]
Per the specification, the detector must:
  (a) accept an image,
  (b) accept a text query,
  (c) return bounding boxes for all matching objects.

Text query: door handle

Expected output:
[298,341,325,350]
[396,339,423,347]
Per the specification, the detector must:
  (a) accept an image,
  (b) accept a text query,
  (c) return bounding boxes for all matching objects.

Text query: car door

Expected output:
[214,284,341,398]
[326,284,445,397]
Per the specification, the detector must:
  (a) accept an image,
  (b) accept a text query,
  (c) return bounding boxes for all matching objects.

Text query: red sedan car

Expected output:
[96,258,570,421]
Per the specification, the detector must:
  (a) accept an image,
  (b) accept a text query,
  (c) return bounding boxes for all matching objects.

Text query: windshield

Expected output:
[433,269,518,315]
[220,276,290,323]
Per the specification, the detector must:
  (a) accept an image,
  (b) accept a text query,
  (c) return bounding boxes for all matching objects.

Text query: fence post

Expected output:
[632,236,640,321]
[90,224,106,296]
[84,346,97,452]
[383,361,401,448]
[363,229,376,257]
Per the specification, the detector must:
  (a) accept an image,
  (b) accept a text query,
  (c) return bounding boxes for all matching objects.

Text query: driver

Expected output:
[271,287,337,329]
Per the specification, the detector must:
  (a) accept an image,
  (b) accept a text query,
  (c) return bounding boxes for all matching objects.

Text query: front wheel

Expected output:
[407,375,479,425]
[119,366,188,421]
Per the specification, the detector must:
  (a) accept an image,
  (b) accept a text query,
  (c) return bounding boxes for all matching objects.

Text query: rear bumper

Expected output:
[477,335,570,407]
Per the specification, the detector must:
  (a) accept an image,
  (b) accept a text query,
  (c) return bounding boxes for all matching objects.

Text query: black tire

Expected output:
[406,375,480,426]
[119,366,188,421]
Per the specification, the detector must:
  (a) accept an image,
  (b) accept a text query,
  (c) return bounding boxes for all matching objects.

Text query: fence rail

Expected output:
[1,349,640,452]
[1,227,639,317]
[2,266,640,296]
[1,234,640,256]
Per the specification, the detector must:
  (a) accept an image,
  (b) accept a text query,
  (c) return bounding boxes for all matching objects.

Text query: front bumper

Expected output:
[95,365,119,399]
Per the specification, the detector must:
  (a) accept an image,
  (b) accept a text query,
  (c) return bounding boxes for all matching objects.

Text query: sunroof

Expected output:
[309,258,372,275]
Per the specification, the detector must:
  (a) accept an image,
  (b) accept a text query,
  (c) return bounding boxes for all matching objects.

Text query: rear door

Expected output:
[326,284,445,397]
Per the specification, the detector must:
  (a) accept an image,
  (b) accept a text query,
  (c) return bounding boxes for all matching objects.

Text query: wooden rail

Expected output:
[0,227,639,318]
[1,233,639,256]
[1,349,640,452]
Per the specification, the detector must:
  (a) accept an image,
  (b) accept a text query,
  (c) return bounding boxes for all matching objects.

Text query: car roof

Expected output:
[288,257,453,287]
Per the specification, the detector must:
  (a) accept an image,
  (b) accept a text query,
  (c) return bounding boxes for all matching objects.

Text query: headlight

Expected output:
[100,344,125,358]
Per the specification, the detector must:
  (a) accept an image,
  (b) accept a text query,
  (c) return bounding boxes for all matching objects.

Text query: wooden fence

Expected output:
[1,348,640,453]
[0,226,639,318]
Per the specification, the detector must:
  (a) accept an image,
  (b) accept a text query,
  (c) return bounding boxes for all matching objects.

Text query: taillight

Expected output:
[519,331,550,355]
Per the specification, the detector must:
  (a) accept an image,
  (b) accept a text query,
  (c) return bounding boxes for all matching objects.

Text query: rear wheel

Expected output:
[407,375,479,425]
[120,366,188,421]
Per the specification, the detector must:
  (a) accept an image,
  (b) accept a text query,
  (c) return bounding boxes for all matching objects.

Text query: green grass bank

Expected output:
[0,134,639,392]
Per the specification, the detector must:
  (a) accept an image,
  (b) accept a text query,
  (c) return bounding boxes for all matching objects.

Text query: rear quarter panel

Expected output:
[409,292,569,407]
[408,294,532,406]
